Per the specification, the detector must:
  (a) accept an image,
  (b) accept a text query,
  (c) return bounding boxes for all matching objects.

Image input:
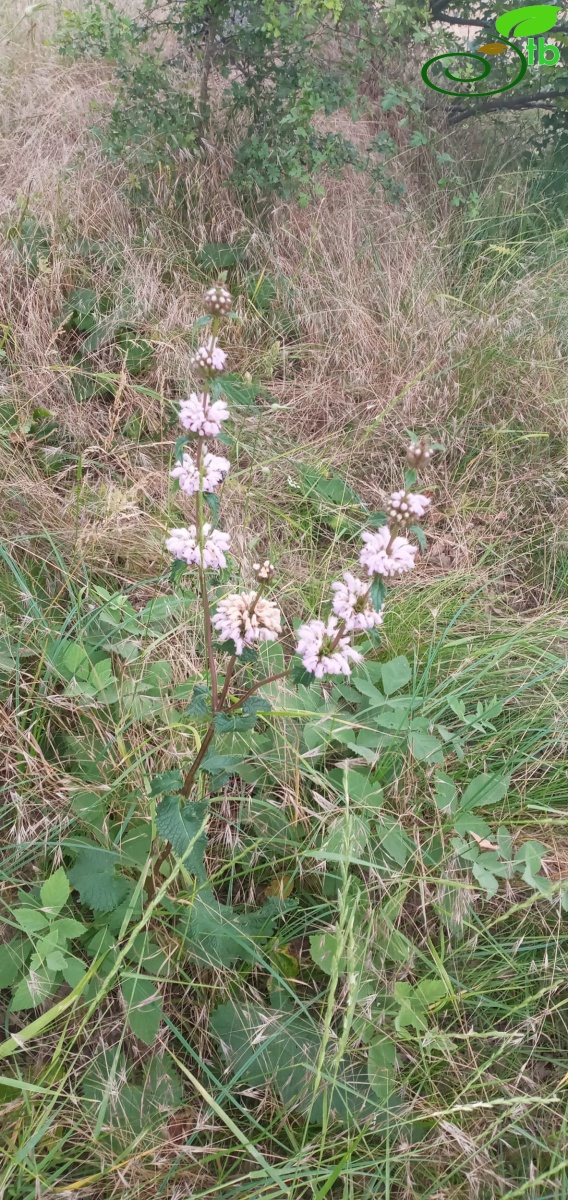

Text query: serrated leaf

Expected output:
[185,685,211,717]
[155,796,208,879]
[40,868,71,915]
[13,907,49,934]
[460,774,510,811]
[180,889,284,969]
[290,661,315,684]
[68,848,130,913]
[145,1053,184,1109]
[214,711,257,733]
[382,656,412,695]
[149,770,183,797]
[242,695,272,716]
[199,753,242,776]
[170,559,187,585]
[121,975,162,1046]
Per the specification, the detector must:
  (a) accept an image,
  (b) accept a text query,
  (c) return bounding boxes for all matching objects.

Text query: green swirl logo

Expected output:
[421,4,562,97]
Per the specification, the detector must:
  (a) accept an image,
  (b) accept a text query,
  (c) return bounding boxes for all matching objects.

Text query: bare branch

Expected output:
[448,88,564,123]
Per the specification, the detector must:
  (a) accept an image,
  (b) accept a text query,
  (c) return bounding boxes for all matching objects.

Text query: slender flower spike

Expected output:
[331,572,384,632]
[170,451,230,495]
[190,339,227,374]
[295,616,363,680]
[359,527,417,578]
[178,393,230,438]
[388,490,431,522]
[213,591,282,654]
[166,523,231,569]
[204,284,233,316]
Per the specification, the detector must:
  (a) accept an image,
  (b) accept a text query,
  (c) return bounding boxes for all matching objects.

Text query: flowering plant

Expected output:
[162,283,438,829]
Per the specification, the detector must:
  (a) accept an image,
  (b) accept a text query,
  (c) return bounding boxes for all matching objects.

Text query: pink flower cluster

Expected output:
[170,451,230,496]
[166,524,230,570]
[213,592,282,655]
[178,393,230,438]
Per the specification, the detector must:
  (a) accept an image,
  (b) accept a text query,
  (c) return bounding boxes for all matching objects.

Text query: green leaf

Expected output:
[367,1036,397,1098]
[0,939,29,988]
[381,656,412,695]
[198,242,239,269]
[242,695,272,716]
[459,774,510,811]
[68,847,131,913]
[214,712,257,734]
[40,868,71,916]
[495,4,561,36]
[199,753,242,776]
[394,982,427,1033]
[367,510,388,527]
[13,907,49,934]
[375,817,415,867]
[121,975,162,1045]
[471,862,499,898]
[320,814,370,860]
[155,796,208,879]
[203,492,220,524]
[433,772,458,813]
[215,375,261,407]
[185,685,211,717]
[145,1053,184,1109]
[409,733,444,764]
[309,931,347,975]
[371,577,387,612]
[62,957,87,987]
[209,999,373,1126]
[409,524,427,551]
[180,889,284,969]
[149,770,183,797]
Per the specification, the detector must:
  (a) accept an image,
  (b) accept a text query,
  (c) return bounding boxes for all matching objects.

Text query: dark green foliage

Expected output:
[68,847,131,913]
[179,888,290,968]
[155,796,209,878]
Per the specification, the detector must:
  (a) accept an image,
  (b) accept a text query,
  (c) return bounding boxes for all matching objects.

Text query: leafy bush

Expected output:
[55,0,409,205]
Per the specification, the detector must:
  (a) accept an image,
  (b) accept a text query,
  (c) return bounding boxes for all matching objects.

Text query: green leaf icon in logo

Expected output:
[495,4,562,37]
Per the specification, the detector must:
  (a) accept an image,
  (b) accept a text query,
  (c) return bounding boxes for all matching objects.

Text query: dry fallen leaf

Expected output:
[469,830,499,851]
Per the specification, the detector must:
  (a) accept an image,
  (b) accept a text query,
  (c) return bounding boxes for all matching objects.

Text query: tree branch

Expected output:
[448,88,564,123]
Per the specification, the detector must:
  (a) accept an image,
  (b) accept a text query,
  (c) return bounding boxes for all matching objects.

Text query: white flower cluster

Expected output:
[213,591,282,655]
[296,616,363,679]
[387,490,431,522]
[360,527,417,578]
[331,572,384,632]
[166,524,230,569]
[178,393,230,438]
[170,451,230,496]
[190,338,227,374]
